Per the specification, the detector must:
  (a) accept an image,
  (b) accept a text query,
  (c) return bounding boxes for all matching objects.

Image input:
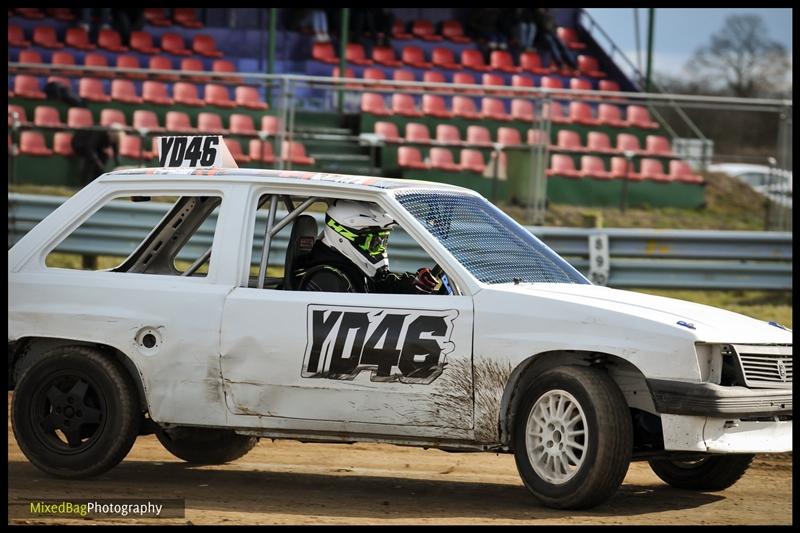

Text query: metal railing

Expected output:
[8,193,792,290]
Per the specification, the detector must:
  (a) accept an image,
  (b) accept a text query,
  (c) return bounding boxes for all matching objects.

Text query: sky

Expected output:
[582,8,793,78]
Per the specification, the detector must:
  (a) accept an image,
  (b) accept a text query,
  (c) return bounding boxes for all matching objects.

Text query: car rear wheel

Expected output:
[11,345,141,478]
[513,365,633,509]
[648,455,754,491]
[155,427,258,464]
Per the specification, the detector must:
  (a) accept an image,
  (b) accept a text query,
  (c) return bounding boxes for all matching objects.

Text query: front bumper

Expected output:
[647,379,791,417]
[661,414,792,453]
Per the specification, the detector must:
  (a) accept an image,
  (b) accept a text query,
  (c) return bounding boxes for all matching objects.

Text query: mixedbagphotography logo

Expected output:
[13,499,185,519]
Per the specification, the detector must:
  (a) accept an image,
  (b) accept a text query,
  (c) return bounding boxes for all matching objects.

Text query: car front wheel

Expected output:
[513,365,633,509]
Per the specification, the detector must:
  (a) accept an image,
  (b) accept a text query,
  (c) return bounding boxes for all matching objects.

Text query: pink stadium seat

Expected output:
[598,104,625,127]
[557,130,584,151]
[229,114,257,135]
[175,8,204,29]
[261,115,281,136]
[412,20,443,42]
[33,105,64,127]
[557,27,586,50]
[442,20,471,43]
[482,73,511,96]
[392,94,423,117]
[462,49,491,72]
[528,128,549,145]
[393,69,416,86]
[33,26,63,49]
[669,160,704,183]
[373,46,402,67]
[53,131,74,156]
[392,20,414,40]
[361,93,392,115]
[197,112,227,134]
[626,105,660,129]
[51,50,76,69]
[8,104,29,126]
[547,154,580,178]
[84,53,110,77]
[580,156,612,179]
[453,72,480,94]
[131,31,160,54]
[398,146,428,169]
[645,135,672,155]
[193,34,223,58]
[460,149,485,173]
[432,47,461,70]
[312,42,338,64]
[616,133,641,153]
[212,59,241,83]
[249,139,276,164]
[116,55,144,78]
[511,99,535,122]
[490,50,518,73]
[144,8,172,27]
[466,125,492,146]
[165,111,195,132]
[637,158,671,181]
[586,131,613,153]
[422,94,452,118]
[452,96,480,119]
[142,81,174,105]
[281,141,315,166]
[345,43,372,66]
[12,50,44,75]
[98,29,128,52]
[512,75,534,89]
[161,33,191,56]
[374,121,401,142]
[363,67,386,83]
[120,135,150,160]
[430,147,460,171]
[541,76,564,91]
[402,46,432,69]
[542,100,566,123]
[436,124,461,144]
[235,86,269,110]
[133,110,163,132]
[19,131,53,156]
[67,107,94,128]
[205,84,236,108]
[569,78,593,92]
[79,78,111,102]
[599,80,621,93]
[64,27,94,51]
[225,138,251,163]
[332,66,360,89]
[610,157,636,179]
[405,123,431,143]
[8,25,31,47]
[181,58,209,82]
[497,127,522,146]
[578,55,606,78]
[519,51,551,75]
[481,98,511,121]
[568,101,598,125]
[99,108,127,127]
[110,79,142,104]
[149,56,178,80]
[423,70,449,90]
[173,82,204,106]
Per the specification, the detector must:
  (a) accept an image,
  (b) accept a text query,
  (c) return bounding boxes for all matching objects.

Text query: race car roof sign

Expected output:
[156,136,238,169]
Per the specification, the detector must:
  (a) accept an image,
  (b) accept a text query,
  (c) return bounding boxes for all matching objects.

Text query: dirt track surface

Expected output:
[8,404,792,525]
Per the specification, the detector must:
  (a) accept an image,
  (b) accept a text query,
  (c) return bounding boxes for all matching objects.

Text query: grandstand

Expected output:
[8,8,706,209]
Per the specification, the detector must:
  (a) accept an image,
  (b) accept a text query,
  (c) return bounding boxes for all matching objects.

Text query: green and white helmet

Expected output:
[322,200,396,277]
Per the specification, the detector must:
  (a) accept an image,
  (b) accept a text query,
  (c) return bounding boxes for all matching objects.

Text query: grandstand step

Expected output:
[300,139,367,156]
[310,153,372,163]
[294,126,352,136]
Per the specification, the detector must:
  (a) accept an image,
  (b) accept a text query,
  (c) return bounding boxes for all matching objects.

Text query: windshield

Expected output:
[395,189,589,285]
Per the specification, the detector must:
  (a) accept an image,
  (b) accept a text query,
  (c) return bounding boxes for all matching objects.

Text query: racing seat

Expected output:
[282,215,318,290]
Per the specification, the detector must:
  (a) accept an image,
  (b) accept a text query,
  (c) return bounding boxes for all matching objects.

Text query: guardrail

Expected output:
[8,194,792,290]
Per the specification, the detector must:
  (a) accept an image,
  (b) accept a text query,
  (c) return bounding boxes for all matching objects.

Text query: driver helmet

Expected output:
[322,200,396,277]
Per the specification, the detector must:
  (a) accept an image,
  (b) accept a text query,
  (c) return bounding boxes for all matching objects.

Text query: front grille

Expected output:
[732,344,792,389]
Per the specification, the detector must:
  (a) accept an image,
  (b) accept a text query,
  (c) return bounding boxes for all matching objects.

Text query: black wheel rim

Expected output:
[29,369,107,454]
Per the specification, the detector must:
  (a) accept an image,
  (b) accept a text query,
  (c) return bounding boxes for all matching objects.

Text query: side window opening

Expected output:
[45,195,221,277]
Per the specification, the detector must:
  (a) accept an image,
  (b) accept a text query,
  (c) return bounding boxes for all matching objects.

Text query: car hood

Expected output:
[487,283,791,344]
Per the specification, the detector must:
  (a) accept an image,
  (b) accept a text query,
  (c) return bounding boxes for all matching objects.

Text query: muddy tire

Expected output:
[513,365,633,509]
[11,345,141,478]
[156,427,257,464]
[648,455,754,491]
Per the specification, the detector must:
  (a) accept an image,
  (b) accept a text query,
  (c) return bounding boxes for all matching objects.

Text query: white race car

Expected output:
[8,137,792,509]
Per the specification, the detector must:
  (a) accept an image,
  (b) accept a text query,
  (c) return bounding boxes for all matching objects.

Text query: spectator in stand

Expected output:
[44,79,87,108]
[467,8,516,62]
[74,8,144,47]
[71,124,123,187]
[516,8,537,51]
[532,8,577,71]
[351,8,393,47]
[309,9,330,42]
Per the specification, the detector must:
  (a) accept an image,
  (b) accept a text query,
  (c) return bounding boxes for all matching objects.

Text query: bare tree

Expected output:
[686,14,791,98]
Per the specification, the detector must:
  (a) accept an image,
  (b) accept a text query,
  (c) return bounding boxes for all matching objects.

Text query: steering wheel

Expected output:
[431,264,455,295]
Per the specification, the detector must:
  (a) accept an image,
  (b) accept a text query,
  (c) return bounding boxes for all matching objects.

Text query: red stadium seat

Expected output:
[142,80,174,105]
[51,50,76,68]
[460,149,485,173]
[599,80,621,93]
[423,71,450,91]
[161,33,191,56]
[398,146,429,169]
[165,111,195,132]
[281,141,314,166]
[374,121,401,142]
[481,98,511,121]
[511,99,535,122]
[430,147,460,171]
[229,113,256,134]
[173,82,204,107]
[100,108,127,127]
[490,50,518,73]
[557,130,583,151]
[626,105,659,129]
[212,60,241,82]
[181,58,209,82]
[547,154,580,178]
[312,42,338,64]
[53,131,74,156]
[204,84,236,108]
[197,112,227,134]
[528,128,549,145]
[8,104,29,126]
[452,96,480,119]
[345,43,372,66]
[49,8,76,21]
[442,20,471,43]
[46,75,73,89]
[432,47,461,70]
[111,79,143,104]
[331,66,360,89]
[116,55,144,78]
[577,55,606,78]
[120,135,149,160]
[84,53,110,77]
[33,105,64,127]
[98,29,128,52]
[67,107,94,128]
[422,95,452,118]
[586,131,613,153]
[145,8,170,25]
[149,56,178,80]
[402,46,432,69]
[392,20,413,40]
[133,110,163,132]
[235,86,269,110]
[16,8,45,19]
[568,101,598,125]
[637,158,671,181]
[436,124,461,144]
[131,31,160,54]
[405,123,431,143]
[79,78,111,102]
[33,26,63,49]
[669,160,704,183]
[249,139,276,164]
[482,73,511,96]
[13,50,44,75]
[174,8,204,29]
[412,20,443,41]
[543,100,566,123]
[361,93,392,115]
[461,49,491,72]
[610,157,636,179]
[569,77,593,92]
[557,27,586,50]
[616,133,641,153]
[497,127,522,146]
[598,104,625,127]
[519,51,551,75]
[392,94,422,117]
[452,72,479,94]
[541,75,564,91]
[645,135,672,155]
[511,75,534,89]
[9,25,31,47]
[580,156,612,179]
[466,125,492,146]
[193,34,223,58]
[260,115,281,136]
[19,131,53,156]
[373,46,402,67]
[393,69,416,87]
[64,27,94,50]
[363,67,386,83]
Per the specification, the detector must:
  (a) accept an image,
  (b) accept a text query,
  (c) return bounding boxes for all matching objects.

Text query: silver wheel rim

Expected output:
[525,389,588,485]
